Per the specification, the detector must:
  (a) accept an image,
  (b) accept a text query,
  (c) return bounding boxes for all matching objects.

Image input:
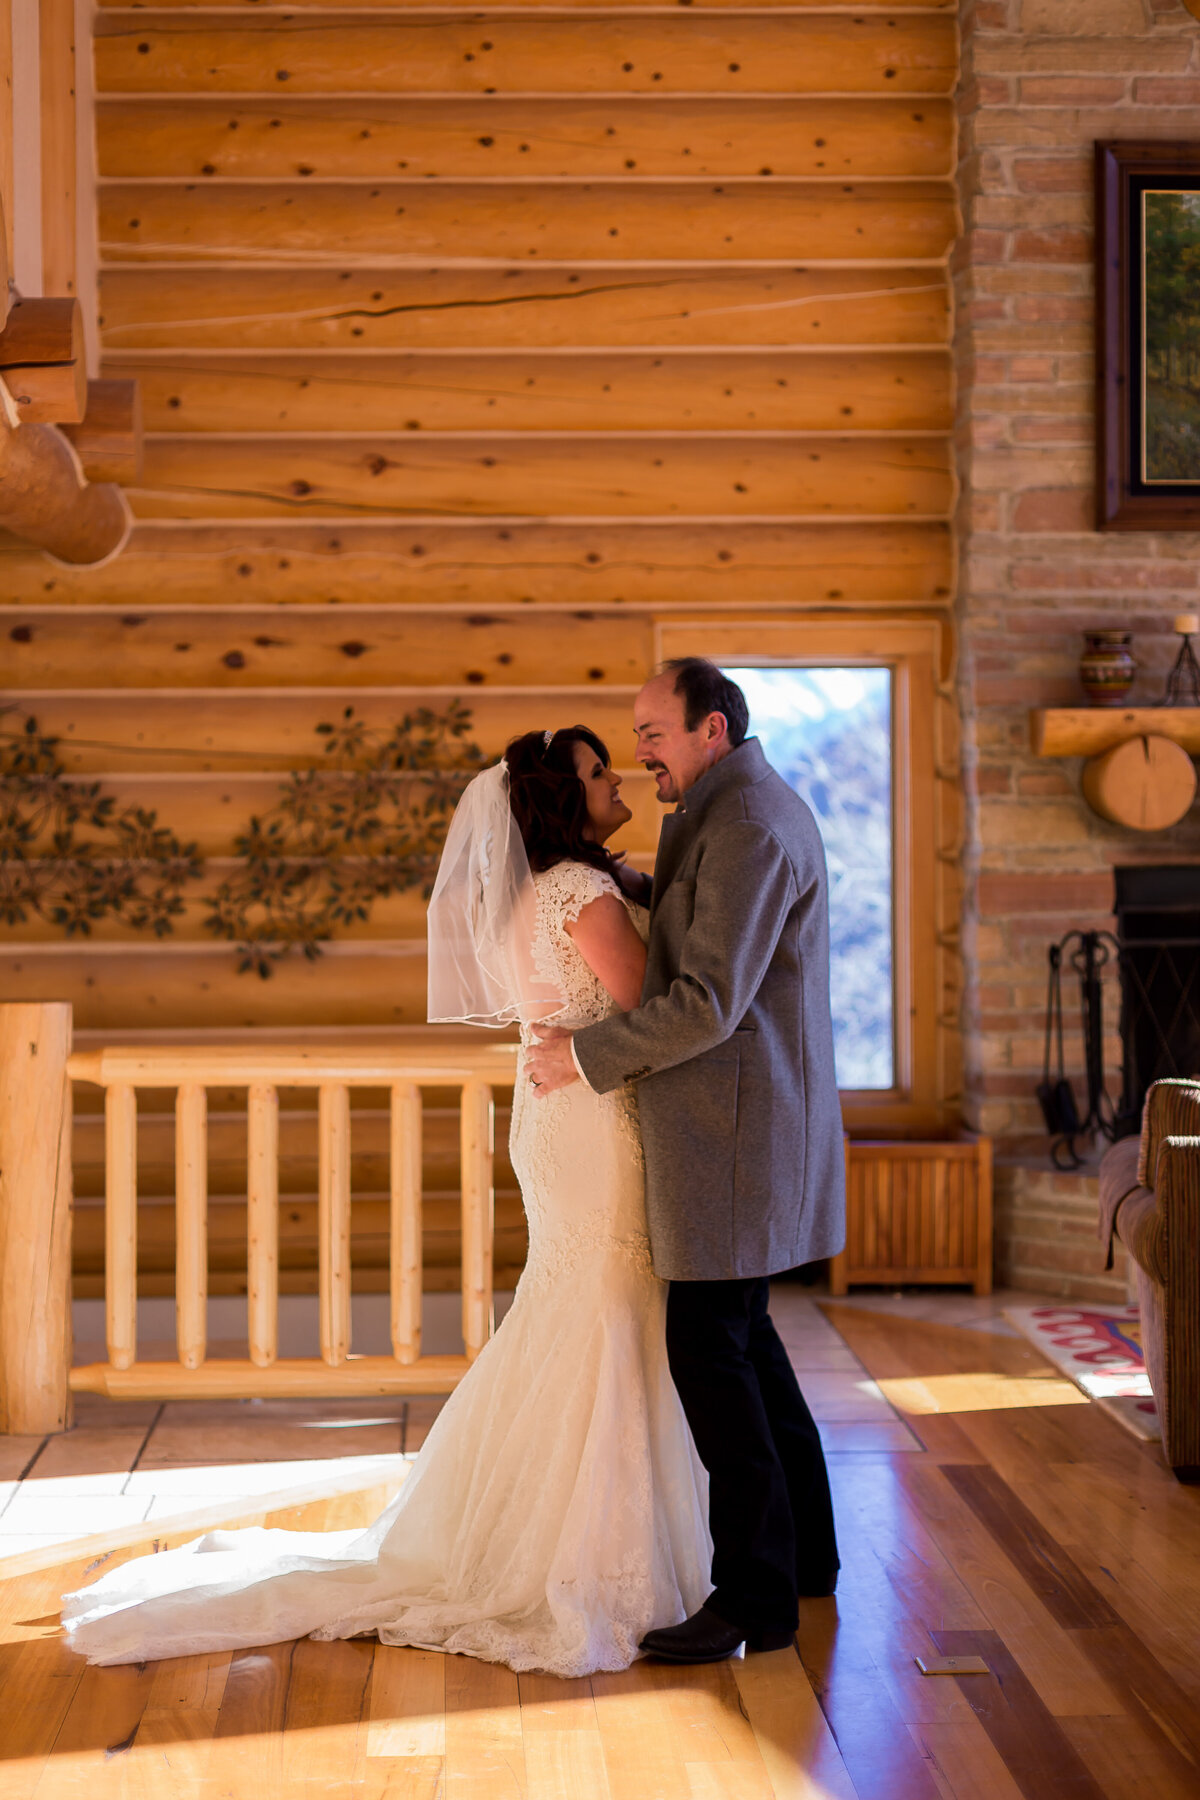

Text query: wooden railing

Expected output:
[0,1004,517,1432]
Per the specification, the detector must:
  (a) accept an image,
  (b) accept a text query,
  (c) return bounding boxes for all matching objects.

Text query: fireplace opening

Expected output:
[1114,865,1200,1133]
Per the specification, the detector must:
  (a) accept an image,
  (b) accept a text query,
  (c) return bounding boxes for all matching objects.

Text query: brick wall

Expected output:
[956,0,1200,1299]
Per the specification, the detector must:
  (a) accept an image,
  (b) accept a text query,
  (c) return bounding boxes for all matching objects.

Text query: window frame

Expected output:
[656,617,957,1136]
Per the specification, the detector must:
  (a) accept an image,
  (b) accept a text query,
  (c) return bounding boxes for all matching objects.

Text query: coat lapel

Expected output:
[650,812,693,916]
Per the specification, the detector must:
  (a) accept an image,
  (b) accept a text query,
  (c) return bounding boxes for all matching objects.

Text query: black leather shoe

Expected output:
[797,1571,839,1598]
[639,1604,795,1663]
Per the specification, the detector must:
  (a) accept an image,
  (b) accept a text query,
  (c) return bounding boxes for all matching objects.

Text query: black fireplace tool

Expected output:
[1037,930,1119,1168]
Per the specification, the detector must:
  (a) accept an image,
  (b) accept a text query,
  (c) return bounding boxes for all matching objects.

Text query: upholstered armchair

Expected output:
[1098,1079,1200,1480]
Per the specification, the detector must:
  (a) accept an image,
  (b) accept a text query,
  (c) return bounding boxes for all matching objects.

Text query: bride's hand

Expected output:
[612,860,652,905]
[527,1026,579,1096]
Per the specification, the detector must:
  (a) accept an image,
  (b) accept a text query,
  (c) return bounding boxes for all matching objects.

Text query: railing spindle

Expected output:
[459,1079,494,1363]
[175,1082,208,1370]
[390,1081,423,1364]
[105,1082,138,1371]
[319,1082,351,1366]
[247,1083,279,1368]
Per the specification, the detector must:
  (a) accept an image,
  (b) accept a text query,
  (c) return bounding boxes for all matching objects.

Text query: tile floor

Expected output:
[0,1285,1059,1564]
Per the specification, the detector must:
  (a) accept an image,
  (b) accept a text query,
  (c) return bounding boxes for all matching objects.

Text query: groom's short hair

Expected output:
[662,658,750,748]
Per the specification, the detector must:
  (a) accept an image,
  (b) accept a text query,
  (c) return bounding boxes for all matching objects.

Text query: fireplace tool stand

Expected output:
[1038,930,1121,1169]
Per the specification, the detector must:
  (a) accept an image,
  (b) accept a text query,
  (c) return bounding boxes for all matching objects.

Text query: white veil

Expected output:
[426,760,565,1027]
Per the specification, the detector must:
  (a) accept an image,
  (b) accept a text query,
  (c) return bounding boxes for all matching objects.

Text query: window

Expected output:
[723,666,893,1090]
[659,620,956,1134]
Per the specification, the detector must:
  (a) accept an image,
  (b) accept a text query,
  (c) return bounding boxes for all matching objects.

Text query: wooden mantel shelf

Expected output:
[1031,708,1200,757]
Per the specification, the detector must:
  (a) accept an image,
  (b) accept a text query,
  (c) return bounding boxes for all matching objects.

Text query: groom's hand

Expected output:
[527,1026,579,1096]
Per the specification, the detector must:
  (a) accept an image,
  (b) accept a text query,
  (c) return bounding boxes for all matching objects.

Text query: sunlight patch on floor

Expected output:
[0,1454,408,1562]
[875,1371,1092,1416]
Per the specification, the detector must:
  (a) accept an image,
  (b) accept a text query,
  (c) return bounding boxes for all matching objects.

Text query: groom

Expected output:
[527,657,845,1662]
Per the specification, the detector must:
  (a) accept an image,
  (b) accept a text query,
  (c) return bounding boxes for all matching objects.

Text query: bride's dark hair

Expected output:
[505,727,624,878]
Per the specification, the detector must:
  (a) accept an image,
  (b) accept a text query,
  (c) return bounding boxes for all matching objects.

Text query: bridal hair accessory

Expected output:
[543,729,556,748]
[427,760,566,1028]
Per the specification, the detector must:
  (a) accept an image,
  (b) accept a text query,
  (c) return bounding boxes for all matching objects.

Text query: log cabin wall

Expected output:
[0,0,961,1298]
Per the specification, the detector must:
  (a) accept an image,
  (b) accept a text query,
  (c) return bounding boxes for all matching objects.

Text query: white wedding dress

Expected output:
[63,861,711,1675]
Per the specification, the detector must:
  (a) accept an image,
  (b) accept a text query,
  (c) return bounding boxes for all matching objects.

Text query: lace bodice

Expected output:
[527,861,649,1040]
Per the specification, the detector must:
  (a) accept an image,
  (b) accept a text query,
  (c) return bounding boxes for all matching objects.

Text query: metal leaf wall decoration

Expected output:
[0,703,484,976]
[0,714,201,937]
[204,702,484,977]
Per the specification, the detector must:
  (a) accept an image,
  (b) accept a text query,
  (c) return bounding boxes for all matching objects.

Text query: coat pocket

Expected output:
[640,1040,741,1222]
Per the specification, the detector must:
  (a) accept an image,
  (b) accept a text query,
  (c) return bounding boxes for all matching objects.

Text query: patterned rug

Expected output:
[1003,1304,1160,1443]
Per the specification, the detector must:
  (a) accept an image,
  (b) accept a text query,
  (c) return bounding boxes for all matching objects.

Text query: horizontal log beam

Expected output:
[0,298,87,424]
[0,519,955,606]
[0,421,132,564]
[1032,707,1200,757]
[1,604,656,688]
[125,433,954,522]
[98,0,957,11]
[4,944,434,1029]
[95,16,955,99]
[98,179,964,266]
[100,180,958,265]
[3,870,648,945]
[103,349,952,436]
[4,686,638,772]
[97,266,952,352]
[96,96,954,182]
[60,379,145,485]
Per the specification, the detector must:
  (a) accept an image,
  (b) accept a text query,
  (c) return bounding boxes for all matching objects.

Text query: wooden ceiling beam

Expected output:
[61,378,145,486]
[0,415,131,565]
[0,296,88,424]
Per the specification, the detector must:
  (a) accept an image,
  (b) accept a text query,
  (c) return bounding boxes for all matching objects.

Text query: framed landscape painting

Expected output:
[1096,141,1200,530]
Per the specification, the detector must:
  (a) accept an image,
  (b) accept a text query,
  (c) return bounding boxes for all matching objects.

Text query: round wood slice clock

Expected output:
[1081,734,1197,832]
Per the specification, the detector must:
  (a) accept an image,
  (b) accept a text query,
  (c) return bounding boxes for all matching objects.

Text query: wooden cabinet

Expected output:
[830,1138,993,1296]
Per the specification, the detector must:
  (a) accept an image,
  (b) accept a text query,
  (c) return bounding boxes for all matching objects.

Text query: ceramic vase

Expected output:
[1079,631,1136,707]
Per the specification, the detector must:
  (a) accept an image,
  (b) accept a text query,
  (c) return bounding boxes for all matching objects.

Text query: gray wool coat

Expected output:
[573,737,846,1282]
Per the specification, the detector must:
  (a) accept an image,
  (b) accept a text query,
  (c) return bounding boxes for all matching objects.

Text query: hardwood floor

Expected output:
[0,1298,1197,1798]
[812,1305,1200,1800]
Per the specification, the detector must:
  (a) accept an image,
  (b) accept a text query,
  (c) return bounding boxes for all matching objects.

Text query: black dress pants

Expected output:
[665,1276,839,1634]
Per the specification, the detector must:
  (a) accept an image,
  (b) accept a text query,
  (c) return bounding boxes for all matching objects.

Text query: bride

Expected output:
[62,726,711,1676]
